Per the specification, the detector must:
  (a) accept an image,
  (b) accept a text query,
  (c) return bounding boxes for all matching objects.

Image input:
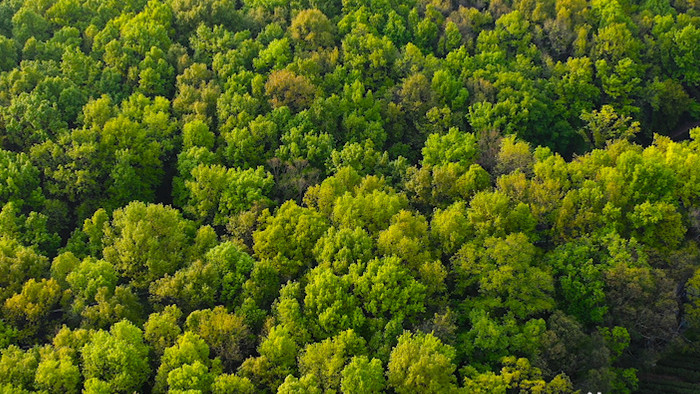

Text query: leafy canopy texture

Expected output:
[1,0,700,393]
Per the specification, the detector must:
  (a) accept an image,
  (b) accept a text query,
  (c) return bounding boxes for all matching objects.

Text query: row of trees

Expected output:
[0,0,699,392]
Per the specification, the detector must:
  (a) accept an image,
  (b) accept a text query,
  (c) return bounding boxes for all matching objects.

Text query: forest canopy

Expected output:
[0,0,700,392]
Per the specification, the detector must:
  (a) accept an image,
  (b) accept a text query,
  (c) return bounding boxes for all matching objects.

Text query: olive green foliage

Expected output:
[1,0,700,393]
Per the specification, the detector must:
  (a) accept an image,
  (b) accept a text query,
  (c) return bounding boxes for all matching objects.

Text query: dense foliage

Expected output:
[0,0,700,392]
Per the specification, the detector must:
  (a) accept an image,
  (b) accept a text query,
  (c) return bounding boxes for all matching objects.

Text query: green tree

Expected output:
[467,191,537,240]
[172,0,240,34]
[335,80,387,147]
[431,202,471,256]
[172,146,218,208]
[1,88,67,151]
[253,201,329,280]
[3,278,63,343]
[79,285,144,330]
[184,164,273,226]
[239,325,299,392]
[11,8,50,46]
[331,182,408,235]
[221,115,279,168]
[166,361,216,392]
[277,374,323,393]
[144,305,182,356]
[298,329,367,392]
[455,234,554,319]
[254,38,292,72]
[579,105,640,149]
[102,202,196,289]
[548,238,609,325]
[341,355,386,394]
[150,241,255,312]
[669,24,700,86]
[405,162,491,208]
[0,203,60,256]
[342,26,398,87]
[550,56,600,135]
[212,373,256,394]
[463,356,574,393]
[137,46,174,97]
[353,256,427,350]
[289,9,335,51]
[313,226,374,274]
[328,141,390,177]
[0,345,39,391]
[377,210,433,269]
[303,267,365,339]
[66,257,118,305]
[421,128,479,167]
[185,306,250,368]
[628,201,685,249]
[81,320,150,393]
[265,69,316,112]
[181,120,215,152]
[154,331,220,393]
[172,64,221,126]
[387,331,458,394]
[0,237,49,303]
[0,35,17,72]
[34,345,81,394]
